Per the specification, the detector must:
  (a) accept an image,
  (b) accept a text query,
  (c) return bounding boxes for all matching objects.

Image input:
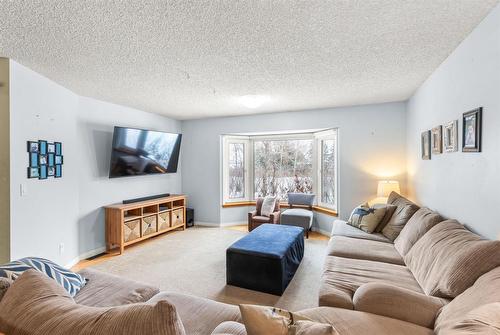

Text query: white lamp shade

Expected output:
[377,181,400,198]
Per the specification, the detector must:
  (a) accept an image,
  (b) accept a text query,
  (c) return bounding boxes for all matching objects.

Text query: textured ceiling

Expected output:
[0,1,498,120]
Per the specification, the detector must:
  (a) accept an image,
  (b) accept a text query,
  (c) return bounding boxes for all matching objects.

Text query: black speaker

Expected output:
[186,208,194,227]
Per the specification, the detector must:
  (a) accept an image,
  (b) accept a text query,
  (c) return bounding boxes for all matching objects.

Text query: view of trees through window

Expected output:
[228,143,245,199]
[254,139,313,201]
[321,139,336,205]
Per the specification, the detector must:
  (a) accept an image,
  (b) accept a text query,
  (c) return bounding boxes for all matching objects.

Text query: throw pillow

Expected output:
[405,220,500,299]
[0,270,186,335]
[0,257,86,297]
[0,277,12,302]
[374,204,397,232]
[394,207,443,256]
[381,192,419,241]
[260,196,277,217]
[239,304,337,335]
[347,203,387,233]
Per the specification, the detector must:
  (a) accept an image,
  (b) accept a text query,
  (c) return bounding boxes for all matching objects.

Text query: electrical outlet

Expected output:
[59,243,65,255]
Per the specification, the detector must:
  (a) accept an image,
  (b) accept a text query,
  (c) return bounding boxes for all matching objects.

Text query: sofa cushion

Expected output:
[437,303,500,335]
[149,292,241,335]
[326,236,404,265]
[374,204,397,233]
[435,267,500,333]
[394,208,443,256]
[405,220,500,299]
[297,307,434,335]
[381,192,419,241]
[212,321,247,335]
[0,277,11,302]
[0,270,186,335]
[75,268,159,307]
[319,256,423,309]
[352,283,448,328]
[331,220,392,244]
[347,203,387,233]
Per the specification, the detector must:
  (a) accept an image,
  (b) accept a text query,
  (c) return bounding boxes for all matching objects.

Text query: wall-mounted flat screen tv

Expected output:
[109,126,182,178]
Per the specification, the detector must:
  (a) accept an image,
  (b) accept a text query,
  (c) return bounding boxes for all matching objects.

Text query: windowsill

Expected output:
[222,201,338,217]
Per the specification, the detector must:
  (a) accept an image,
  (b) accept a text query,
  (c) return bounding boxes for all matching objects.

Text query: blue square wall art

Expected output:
[27,140,64,180]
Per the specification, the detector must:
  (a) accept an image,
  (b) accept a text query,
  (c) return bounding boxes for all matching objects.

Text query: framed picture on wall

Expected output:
[462,108,482,152]
[27,141,39,153]
[55,165,62,178]
[39,165,48,180]
[27,167,39,178]
[39,140,47,155]
[421,130,431,160]
[55,142,62,156]
[431,126,443,154]
[443,120,458,153]
[47,143,56,154]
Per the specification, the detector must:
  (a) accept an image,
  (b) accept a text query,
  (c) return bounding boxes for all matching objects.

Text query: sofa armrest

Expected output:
[248,210,257,218]
[149,292,241,335]
[269,211,281,224]
[353,283,448,328]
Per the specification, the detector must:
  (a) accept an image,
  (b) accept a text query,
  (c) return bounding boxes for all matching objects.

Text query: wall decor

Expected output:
[27,167,39,179]
[443,120,458,153]
[462,107,482,152]
[27,141,39,153]
[26,140,64,180]
[55,164,62,178]
[421,130,431,160]
[431,126,443,154]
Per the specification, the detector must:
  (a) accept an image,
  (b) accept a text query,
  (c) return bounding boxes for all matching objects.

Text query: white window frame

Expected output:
[222,135,251,203]
[315,129,338,211]
[222,129,338,211]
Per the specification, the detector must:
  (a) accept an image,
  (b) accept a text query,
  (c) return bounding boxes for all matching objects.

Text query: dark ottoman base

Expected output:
[226,224,304,296]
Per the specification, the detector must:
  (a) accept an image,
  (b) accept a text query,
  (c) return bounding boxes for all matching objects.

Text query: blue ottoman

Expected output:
[226,224,304,296]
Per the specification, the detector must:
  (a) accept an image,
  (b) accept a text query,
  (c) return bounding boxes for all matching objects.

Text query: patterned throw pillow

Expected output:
[0,257,86,297]
[239,304,338,335]
[347,203,387,233]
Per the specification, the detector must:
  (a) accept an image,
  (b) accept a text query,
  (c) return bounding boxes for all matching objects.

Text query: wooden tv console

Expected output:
[104,194,187,254]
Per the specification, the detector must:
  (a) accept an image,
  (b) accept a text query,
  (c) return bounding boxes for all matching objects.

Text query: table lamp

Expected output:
[370,180,400,205]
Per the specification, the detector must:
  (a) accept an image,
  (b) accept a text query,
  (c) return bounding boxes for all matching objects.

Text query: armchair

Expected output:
[248,198,281,232]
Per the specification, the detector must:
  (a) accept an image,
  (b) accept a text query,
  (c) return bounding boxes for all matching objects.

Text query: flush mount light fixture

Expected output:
[238,95,270,109]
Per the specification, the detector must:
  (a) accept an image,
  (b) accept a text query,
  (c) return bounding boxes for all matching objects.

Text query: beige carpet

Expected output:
[89,226,328,311]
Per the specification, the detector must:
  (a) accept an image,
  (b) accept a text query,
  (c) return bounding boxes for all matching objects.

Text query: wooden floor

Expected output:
[72,224,329,271]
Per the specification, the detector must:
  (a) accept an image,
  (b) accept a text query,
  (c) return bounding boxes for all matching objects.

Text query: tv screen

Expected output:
[109,126,182,178]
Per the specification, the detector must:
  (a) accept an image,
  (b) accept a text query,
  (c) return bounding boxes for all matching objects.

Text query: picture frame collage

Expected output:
[421,107,482,160]
[27,140,63,179]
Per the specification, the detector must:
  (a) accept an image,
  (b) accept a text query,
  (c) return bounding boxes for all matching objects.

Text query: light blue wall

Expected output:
[9,61,182,266]
[182,102,407,233]
[406,4,500,239]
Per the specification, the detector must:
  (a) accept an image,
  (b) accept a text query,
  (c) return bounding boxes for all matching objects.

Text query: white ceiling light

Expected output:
[238,95,270,109]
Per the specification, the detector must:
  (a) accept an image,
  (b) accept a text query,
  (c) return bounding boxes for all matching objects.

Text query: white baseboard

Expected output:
[194,221,220,227]
[220,221,247,227]
[65,246,107,269]
[195,221,247,227]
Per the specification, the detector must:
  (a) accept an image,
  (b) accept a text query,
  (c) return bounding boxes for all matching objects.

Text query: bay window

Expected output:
[222,129,338,211]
